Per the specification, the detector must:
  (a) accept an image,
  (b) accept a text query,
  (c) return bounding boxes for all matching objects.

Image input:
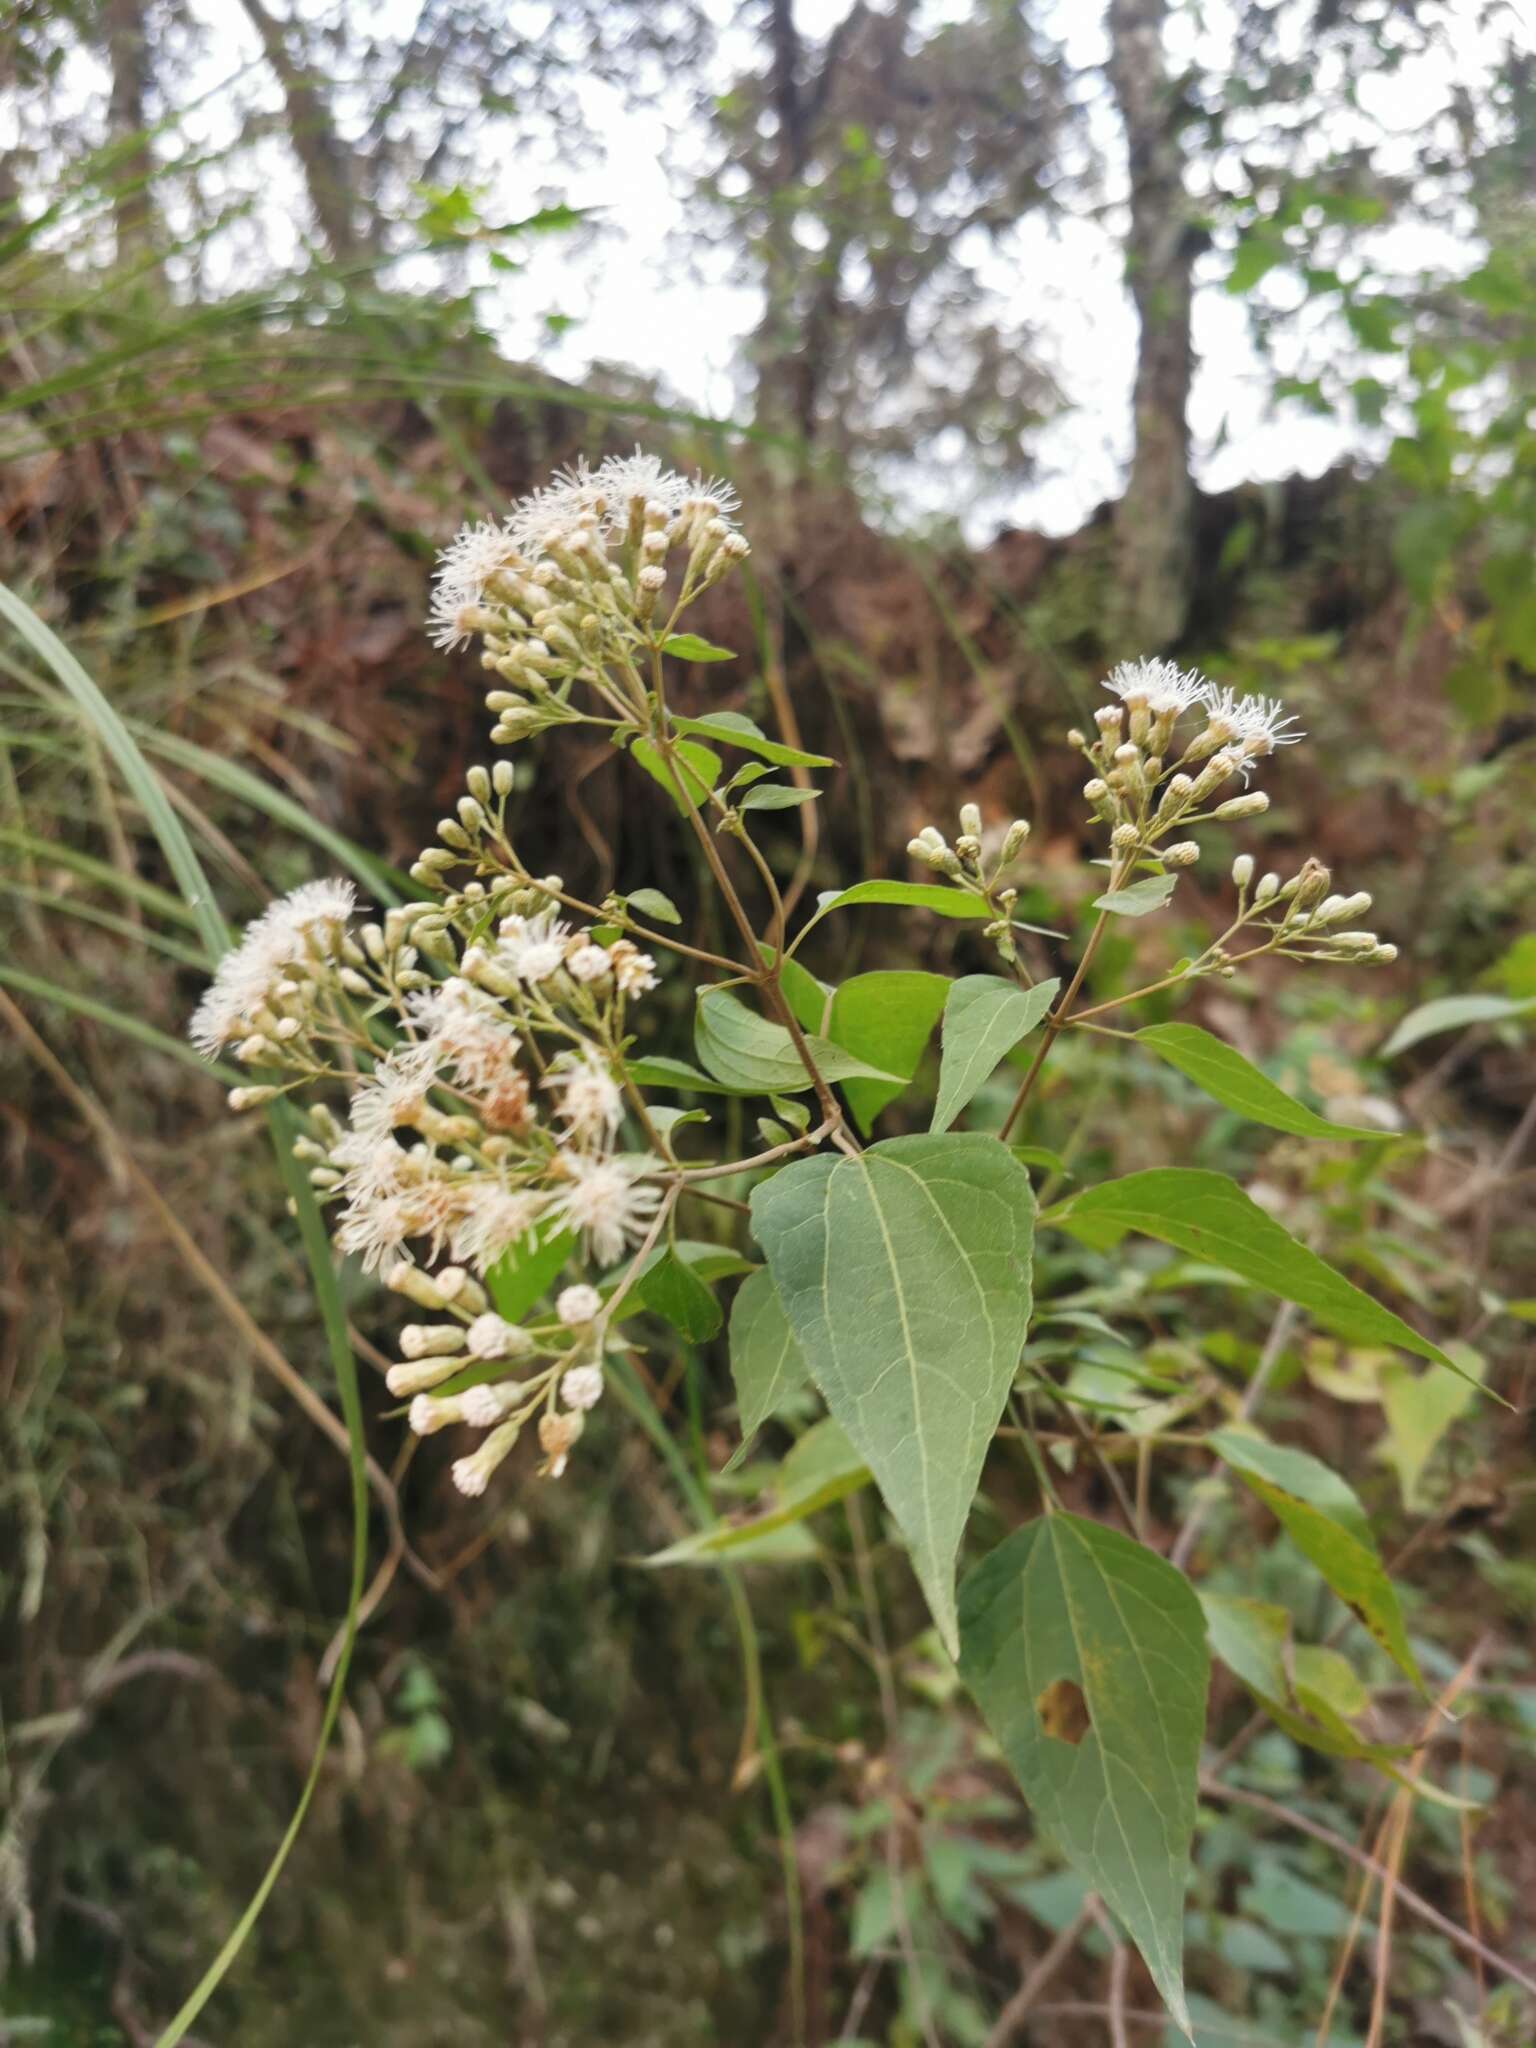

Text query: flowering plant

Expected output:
[192,452,1459,2033]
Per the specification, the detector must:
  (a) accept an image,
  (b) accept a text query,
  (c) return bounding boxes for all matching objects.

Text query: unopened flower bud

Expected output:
[457,796,487,834]
[557,1284,603,1327]
[226,1085,278,1110]
[1113,742,1140,765]
[1001,819,1031,862]
[467,1312,532,1361]
[1164,841,1201,867]
[436,1266,488,1315]
[462,1382,519,1428]
[1214,791,1269,820]
[538,1408,584,1478]
[1255,871,1280,904]
[452,1417,522,1497]
[400,1323,467,1360]
[386,1356,463,1397]
[1374,943,1399,963]
[1231,854,1254,889]
[1111,822,1140,851]
[493,761,514,796]
[1293,859,1331,911]
[409,1392,465,1436]
[955,834,982,866]
[959,802,983,840]
[465,765,492,803]
[385,1262,449,1310]
[561,1365,605,1411]
[1082,778,1109,803]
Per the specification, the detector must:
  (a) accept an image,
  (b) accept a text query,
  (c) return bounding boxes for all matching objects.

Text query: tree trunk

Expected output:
[104,0,162,279]
[239,0,370,266]
[1107,0,1195,650]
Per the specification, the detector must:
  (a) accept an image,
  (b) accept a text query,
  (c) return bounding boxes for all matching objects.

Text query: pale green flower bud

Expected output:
[493,760,515,796]
[465,765,492,803]
[1111,822,1140,851]
[1083,778,1109,802]
[457,796,487,834]
[1214,791,1270,820]
[1231,854,1254,888]
[1001,819,1031,863]
[1164,841,1200,867]
[386,1356,465,1397]
[959,802,983,839]
[1255,871,1280,904]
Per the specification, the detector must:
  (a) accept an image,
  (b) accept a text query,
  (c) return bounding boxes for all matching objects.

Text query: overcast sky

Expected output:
[120,1,1536,534]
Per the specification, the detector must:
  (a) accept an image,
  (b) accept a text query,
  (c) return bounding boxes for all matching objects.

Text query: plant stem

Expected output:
[998,859,1130,1141]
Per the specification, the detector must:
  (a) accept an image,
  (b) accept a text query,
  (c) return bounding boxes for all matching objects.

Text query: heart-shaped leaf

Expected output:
[750,1133,1035,1654]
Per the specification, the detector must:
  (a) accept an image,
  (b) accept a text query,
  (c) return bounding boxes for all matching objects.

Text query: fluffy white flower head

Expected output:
[189,878,356,1055]
[549,1054,623,1145]
[498,911,572,985]
[1201,684,1304,759]
[549,1155,661,1267]
[449,1187,547,1275]
[1103,657,1208,720]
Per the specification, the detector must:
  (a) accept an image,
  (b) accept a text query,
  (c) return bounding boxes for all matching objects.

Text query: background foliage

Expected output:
[1,3,1533,2044]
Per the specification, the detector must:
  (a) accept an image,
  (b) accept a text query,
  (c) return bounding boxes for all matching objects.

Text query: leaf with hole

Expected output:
[750,1133,1035,1654]
[959,1513,1208,2035]
[1208,1429,1419,1682]
[931,976,1059,1132]
[1134,1023,1389,1141]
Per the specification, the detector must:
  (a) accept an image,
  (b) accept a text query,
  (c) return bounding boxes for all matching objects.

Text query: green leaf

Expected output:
[737,782,819,811]
[959,1514,1208,2035]
[487,1228,574,1322]
[1134,1024,1388,1142]
[670,709,834,768]
[636,1247,722,1342]
[647,1419,869,1565]
[750,1134,1036,1654]
[819,879,995,921]
[1056,1169,1467,1377]
[695,989,899,1096]
[1377,1342,1484,1512]
[1202,1593,1414,1770]
[932,976,1060,1133]
[1208,1429,1419,1682]
[825,970,950,1134]
[631,736,720,813]
[1380,993,1536,1057]
[1093,873,1178,918]
[660,632,737,663]
[625,886,681,925]
[628,1052,764,1097]
[1200,1592,1290,1703]
[727,1268,807,1456]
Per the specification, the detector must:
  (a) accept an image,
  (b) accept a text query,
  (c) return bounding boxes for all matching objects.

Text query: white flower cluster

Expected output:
[191,862,671,1497]
[425,450,750,747]
[189,879,356,1059]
